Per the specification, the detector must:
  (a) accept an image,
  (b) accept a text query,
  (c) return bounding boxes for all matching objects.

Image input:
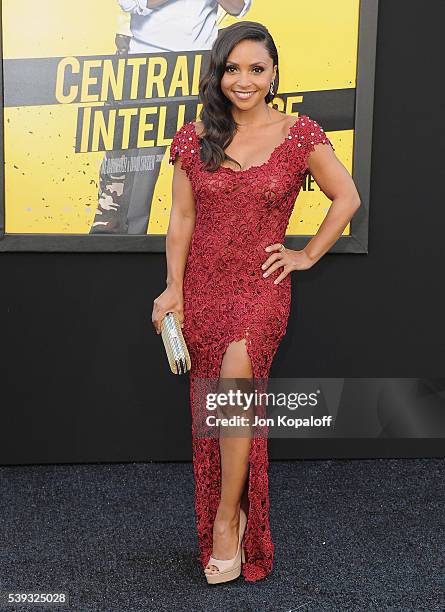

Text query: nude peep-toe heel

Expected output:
[205,507,247,585]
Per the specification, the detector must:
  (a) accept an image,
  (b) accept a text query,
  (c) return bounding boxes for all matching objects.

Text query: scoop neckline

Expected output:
[190,115,305,175]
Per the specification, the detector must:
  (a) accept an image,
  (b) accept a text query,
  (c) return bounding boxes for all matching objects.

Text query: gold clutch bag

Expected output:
[160,311,191,375]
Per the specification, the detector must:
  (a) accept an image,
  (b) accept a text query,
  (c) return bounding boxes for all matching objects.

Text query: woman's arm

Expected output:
[165,160,196,288]
[262,142,361,284]
[302,145,361,265]
[152,157,196,334]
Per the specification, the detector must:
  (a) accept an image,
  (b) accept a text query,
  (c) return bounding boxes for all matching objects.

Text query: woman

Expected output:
[152,21,361,584]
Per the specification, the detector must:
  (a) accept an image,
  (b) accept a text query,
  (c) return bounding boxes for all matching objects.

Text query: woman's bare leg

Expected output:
[205,338,253,575]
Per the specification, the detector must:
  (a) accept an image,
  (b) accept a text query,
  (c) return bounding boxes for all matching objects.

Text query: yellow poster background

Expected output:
[2,0,358,235]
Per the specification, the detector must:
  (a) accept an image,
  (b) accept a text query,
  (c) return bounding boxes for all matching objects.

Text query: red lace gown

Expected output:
[168,115,334,582]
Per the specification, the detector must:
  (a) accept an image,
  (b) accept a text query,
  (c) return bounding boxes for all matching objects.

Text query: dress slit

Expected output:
[189,330,275,582]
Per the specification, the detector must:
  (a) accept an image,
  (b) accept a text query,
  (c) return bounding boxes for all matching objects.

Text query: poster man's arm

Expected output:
[146,0,173,6]
[118,0,171,15]
[119,0,252,16]
[217,0,251,17]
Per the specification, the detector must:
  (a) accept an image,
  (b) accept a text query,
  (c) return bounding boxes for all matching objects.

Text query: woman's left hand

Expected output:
[261,243,314,284]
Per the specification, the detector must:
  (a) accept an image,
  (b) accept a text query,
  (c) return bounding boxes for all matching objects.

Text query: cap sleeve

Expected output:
[168,122,197,174]
[298,115,335,169]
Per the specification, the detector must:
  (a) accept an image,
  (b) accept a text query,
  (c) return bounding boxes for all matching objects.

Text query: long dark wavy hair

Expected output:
[198,21,280,172]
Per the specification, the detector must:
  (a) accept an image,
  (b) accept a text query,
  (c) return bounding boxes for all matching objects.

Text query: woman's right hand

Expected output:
[152,283,184,334]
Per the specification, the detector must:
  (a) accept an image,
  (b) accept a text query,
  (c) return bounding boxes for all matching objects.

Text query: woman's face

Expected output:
[220,39,277,110]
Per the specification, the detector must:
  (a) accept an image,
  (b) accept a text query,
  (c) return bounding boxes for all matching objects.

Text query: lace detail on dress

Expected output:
[168,122,197,175]
[167,114,333,582]
[298,116,335,172]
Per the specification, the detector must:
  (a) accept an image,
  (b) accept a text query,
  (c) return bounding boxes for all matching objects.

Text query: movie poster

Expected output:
[0,0,373,251]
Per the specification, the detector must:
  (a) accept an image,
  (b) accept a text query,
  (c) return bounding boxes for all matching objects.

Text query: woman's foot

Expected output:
[204,508,241,575]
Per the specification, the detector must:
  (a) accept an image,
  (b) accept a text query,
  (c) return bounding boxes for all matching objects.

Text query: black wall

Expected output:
[1,1,444,465]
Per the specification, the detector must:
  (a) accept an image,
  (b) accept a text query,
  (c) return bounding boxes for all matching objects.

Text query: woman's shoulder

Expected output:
[291,114,335,153]
[287,113,312,129]
[169,122,199,166]
[293,113,326,132]
[171,120,203,141]
[192,121,205,138]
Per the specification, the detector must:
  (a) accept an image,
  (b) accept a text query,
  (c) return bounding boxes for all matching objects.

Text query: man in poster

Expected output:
[89,0,252,234]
